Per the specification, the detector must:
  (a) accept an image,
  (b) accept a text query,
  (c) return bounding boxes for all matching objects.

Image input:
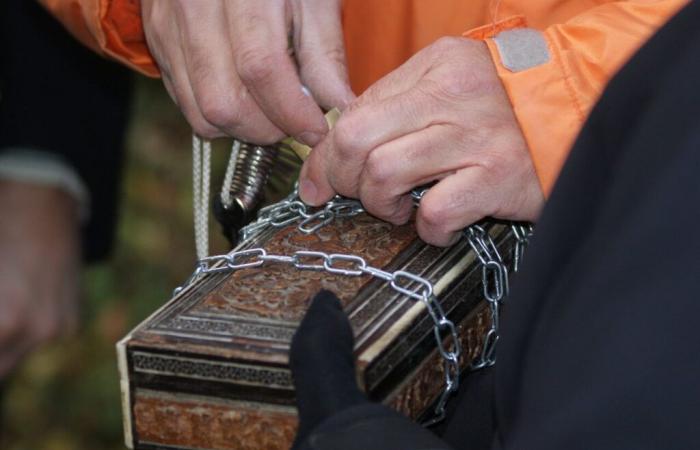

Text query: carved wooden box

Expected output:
[117,213,514,450]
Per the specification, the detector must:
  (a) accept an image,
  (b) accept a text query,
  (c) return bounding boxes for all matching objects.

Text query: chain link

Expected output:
[239,187,364,241]
[463,225,508,370]
[179,185,532,426]
[511,223,534,273]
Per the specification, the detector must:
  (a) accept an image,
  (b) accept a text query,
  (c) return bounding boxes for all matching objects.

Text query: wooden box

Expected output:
[117,213,514,450]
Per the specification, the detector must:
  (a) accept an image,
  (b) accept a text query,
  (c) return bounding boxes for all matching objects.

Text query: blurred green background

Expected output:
[0,77,240,450]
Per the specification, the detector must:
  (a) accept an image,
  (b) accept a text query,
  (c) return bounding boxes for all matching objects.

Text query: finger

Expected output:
[357,125,465,224]
[227,0,328,145]
[298,134,337,206]
[416,168,494,246]
[161,73,179,107]
[142,3,221,138]
[161,37,223,137]
[293,0,356,110]
[178,1,284,143]
[303,86,441,203]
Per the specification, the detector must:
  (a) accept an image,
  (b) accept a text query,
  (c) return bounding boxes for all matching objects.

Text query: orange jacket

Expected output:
[40,0,687,193]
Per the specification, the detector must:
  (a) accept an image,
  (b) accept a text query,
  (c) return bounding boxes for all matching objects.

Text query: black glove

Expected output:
[290,290,368,448]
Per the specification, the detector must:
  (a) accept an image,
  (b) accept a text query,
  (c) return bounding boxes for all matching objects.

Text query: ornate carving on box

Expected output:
[133,390,297,450]
[118,212,515,450]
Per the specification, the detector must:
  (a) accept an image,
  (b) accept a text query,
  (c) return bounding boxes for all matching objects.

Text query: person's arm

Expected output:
[466,0,687,193]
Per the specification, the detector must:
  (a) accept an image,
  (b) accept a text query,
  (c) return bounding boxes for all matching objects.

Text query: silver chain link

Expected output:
[464,225,508,370]
[178,185,532,425]
[239,187,365,242]
[511,223,534,273]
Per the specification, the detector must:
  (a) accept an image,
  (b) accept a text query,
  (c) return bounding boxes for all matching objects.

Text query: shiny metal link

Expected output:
[227,248,266,269]
[323,254,367,276]
[421,292,461,427]
[292,251,327,270]
[299,210,335,234]
[239,187,364,241]
[391,270,434,301]
[464,226,509,370]
[511,223,534,273]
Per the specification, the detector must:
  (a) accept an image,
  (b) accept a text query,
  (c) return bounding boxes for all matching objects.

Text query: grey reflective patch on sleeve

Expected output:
[493,28,550,72]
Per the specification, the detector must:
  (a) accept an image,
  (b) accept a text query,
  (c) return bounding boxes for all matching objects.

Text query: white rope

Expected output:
[220,139,241,209]
[192,134,211,260]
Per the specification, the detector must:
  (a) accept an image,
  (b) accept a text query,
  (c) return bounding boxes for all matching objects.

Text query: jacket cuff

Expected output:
[101,0,158,77]
[464,17,582,195]
[42,0,158,77]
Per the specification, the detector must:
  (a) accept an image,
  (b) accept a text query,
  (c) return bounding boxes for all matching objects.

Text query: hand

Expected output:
[141,0,355,145]
[299,37,544,246]
[0,181,80,378]
[290,290,367,448]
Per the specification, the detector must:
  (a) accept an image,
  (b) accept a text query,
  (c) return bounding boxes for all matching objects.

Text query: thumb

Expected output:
[293,0,356,110]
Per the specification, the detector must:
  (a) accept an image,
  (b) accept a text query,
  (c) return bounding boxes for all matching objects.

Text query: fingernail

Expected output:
[299,179,318,204]
[297,131,322,146]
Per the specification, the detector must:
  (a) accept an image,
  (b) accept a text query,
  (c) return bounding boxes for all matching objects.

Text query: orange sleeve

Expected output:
[466,0,688,194]
[38,0,158,77]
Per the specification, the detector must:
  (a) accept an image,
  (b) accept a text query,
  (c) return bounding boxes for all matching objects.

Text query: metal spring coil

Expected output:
[226,143,278,214]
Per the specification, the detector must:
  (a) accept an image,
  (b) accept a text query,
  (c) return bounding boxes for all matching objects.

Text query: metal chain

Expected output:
[239,187,365,242]
[178,185,532,426]
[511,223,534,273]
[464,225,508,370]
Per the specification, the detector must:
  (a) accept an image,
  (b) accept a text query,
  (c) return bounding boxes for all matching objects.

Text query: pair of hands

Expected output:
[143,1,544,245]
[0,181,80,378]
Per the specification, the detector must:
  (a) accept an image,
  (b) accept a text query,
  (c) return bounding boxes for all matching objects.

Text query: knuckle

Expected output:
[361,193,402,225]
[440,70,480,97]
[363,151,394,187]
[419,198,451,232]
[322,45,347,69]
[198,92,240,130]
[332,118,359,160]
[236,47,278,85]
[190,118,223,140]
[432,36,464,54]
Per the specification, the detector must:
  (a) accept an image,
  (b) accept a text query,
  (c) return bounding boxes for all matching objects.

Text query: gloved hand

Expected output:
[289,289,368,448]
[289,290,456,450]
